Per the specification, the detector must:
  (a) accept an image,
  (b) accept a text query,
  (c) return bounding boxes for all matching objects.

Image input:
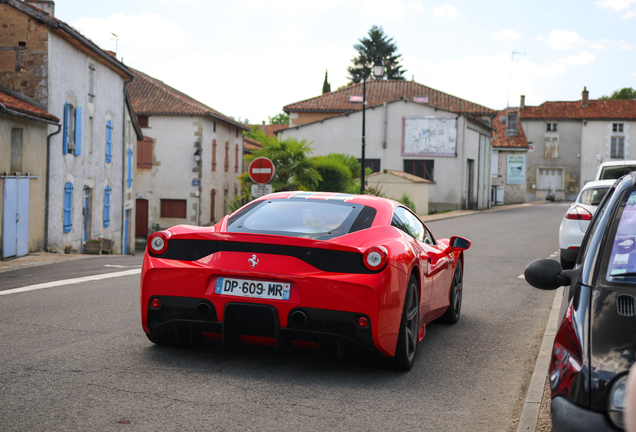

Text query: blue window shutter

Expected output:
[63,103,69,154]
[106,120,113,163]
[103,185,111,228]
[74,106,82,156]
[63,182,73,233]
[127,148,133,188]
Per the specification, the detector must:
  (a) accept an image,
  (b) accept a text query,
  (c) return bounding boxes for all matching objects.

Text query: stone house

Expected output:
[491,108,528,205]
[0,89,59,258]
[0,0,141,254]
[127,68,249,236]
[280,80,496,212]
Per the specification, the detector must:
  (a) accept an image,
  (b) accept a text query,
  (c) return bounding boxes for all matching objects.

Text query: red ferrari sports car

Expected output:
[141,191,470,370]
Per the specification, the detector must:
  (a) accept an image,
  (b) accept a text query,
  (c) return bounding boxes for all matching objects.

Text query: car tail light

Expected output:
[363,246,388,271]
[550,303,583,398]
[565,206,592,220]
[147,231,169,255]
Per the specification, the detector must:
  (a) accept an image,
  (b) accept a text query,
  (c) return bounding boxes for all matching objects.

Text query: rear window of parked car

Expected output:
[599,166,636,180]
[580,187,611,206]
[605,189,636,282]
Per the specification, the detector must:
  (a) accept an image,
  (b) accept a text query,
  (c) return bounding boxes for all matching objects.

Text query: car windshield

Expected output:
[580,187,610,206]
[606,190,636,282]
[600,166,636,180]
[227,199,376,240]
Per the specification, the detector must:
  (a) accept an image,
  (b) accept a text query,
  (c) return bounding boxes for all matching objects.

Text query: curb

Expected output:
[516,286,563,431]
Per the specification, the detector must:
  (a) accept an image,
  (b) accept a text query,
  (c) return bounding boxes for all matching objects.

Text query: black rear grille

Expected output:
[151,239,378,274]
[617,294,636,316]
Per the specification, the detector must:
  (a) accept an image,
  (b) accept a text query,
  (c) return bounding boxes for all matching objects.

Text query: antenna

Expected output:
[110,32,119,57]
[506,51,526,133]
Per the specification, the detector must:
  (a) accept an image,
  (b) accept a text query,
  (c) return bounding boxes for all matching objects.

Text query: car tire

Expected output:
[560,253,575,270]
[388,275,419,371]
[439,258,463,324]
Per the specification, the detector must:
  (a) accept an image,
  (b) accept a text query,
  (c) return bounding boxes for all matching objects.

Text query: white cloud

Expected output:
[235,0,348,15]
[72,13,186,51]
[407,1,424,12]
[359,0,407,20]
[279,23,304,40]
[596,0,636,18]
[492,29,521,41]
[433,4,458,18]
[539,29,583,50]
[561,51,596,65]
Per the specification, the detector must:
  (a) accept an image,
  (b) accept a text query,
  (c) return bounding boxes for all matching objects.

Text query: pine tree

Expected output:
[347,25,406,85]
[322,70,331,94]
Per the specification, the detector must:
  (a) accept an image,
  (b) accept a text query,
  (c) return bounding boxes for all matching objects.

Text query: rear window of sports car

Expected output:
[227,199,376,240]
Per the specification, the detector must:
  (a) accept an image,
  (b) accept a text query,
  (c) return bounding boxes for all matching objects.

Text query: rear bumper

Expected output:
[551,396,617,432]
[146,296,376,353]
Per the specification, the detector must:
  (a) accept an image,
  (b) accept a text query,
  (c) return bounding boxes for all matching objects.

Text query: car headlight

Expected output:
[608,374,628,429]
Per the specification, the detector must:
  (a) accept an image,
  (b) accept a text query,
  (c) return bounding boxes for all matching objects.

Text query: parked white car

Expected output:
[595,160,636,181]
[559,179,615,269]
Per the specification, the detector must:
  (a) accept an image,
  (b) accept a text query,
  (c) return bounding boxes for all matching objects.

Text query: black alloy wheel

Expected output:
[440,258,463,324]
[389,275,419,371]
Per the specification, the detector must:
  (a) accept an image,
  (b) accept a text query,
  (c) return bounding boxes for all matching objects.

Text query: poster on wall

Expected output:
[507,154,526,184]
[402,116,457,156]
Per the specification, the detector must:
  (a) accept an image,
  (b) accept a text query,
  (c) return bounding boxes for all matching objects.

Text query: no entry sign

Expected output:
[248,157,275,184]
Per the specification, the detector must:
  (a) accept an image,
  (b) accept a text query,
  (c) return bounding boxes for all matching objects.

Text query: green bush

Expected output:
[312,156,353,192]
[396,192,416,212]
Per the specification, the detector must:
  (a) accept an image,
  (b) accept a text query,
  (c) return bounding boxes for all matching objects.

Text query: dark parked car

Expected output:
[525,172,636,431]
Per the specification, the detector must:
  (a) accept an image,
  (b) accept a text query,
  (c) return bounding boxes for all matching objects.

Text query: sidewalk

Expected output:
[0,251,87,273]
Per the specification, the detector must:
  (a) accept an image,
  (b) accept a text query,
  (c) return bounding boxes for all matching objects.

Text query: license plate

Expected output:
[214,277,291,300]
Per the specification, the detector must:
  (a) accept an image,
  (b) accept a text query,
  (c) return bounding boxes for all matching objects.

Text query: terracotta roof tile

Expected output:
[0,91,59,123]
[521,99,636,120]
[367,169,431,183]
[492,109,527,149]
[126,68,248,130]
[244,136,263,152]
[284,80,495,116]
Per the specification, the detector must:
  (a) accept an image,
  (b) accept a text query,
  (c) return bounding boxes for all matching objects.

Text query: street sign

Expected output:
[248,157,275,184]
[251,183,273,198]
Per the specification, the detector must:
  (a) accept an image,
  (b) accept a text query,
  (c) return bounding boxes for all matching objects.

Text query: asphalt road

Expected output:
[0,203,568,431]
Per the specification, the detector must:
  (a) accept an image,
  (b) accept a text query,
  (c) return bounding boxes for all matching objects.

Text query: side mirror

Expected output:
[524,259,571,290]
[449,236,471,251]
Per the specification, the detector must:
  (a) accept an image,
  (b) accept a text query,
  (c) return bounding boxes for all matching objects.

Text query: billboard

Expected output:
[402,116,457,156]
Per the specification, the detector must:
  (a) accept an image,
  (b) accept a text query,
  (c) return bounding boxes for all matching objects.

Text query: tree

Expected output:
[347,25,406,84]
[599,87,636,100]
[322,70,331,94]
[311,154,356,192]
[269,112,289,125]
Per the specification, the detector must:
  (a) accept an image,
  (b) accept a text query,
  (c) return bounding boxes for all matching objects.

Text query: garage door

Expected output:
[537,168,563,191]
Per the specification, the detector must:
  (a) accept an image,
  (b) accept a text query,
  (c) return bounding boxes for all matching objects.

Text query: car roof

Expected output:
[580,179,616,191]
[598,160,636,168]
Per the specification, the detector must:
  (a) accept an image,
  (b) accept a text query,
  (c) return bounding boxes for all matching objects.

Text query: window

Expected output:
[234,144,239,173]
[613,123,624,133]
[611,136,625,159]
[210,189,216,222]
[161,199,187,218]
[404,159,434,181]
[63,182,73,233]
[106,120,113,163]
[360,158,381,173]
[88,63,95,103]
[213,121,216,132]
[137,137,153,169]
[224,141,229,172]
[544,136,559,158]
[137,116,148,128]
[63,103,82,155]
[88,116,93,153]
[103,185,111,228]
[212,139,217,171]
[392,207,425,242]
[127,149,133,188]
[10,128,23,173]
[547,122,557,132]
[507,112,518,136]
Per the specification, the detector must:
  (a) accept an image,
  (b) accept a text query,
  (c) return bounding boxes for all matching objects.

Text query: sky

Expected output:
[53,0,636,123]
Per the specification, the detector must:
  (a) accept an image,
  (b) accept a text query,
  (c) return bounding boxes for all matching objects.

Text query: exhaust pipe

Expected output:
[290,310,308,328]
[196,302,213,319]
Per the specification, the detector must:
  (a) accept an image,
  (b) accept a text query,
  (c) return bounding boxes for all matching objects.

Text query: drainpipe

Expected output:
[45,123,62,251]
[382,101,387,149]
[121,82,132,255]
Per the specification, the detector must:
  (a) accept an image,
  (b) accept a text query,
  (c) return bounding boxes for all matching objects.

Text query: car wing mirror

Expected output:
[524,258,572,290]
[449,236,471,252]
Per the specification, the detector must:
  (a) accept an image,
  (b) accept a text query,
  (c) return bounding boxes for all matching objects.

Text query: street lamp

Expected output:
[360,57,384,194]
[193,148,202,164]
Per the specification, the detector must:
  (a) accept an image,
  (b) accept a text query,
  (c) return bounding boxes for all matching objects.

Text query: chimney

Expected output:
[23,0,55,16]
[520,95,525,110]
[582,86,589,107]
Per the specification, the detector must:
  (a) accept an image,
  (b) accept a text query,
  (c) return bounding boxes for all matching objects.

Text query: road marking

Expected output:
[104,264,142,268]
[0,269,141,296]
